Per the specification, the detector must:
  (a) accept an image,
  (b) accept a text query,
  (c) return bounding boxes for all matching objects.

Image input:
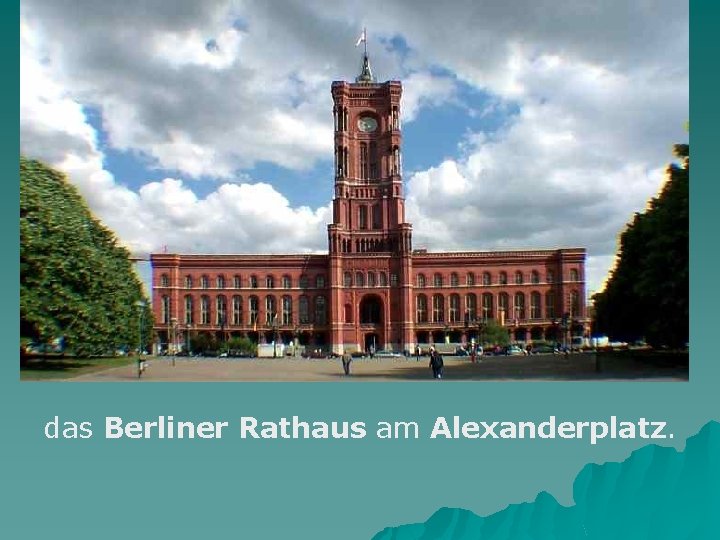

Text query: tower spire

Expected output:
[354,27,375,83]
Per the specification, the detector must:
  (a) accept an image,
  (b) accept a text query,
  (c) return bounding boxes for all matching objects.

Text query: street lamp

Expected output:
[271,314,279,358]
[134,300,147,378]
[219,314,227,355]
[560,312,570,353]
[477,320,486,349]
[292,325,299,358]
[170,317,178,366]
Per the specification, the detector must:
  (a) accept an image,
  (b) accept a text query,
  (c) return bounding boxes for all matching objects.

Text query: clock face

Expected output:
[357,116,378,133]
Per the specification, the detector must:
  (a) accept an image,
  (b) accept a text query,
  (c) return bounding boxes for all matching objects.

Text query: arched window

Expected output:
[233,275,241,289]
[315,296,327,325]
[344,272,352,287]
[359,205,368,229]
[482,272,491,286]
[184,295,193,324]
[514,292,525,320]
[266,275,275,289]
[232,296,242,325]
[432,294,444,322]
[433,273,443,287]
[379,272,388,287]
[299,275,309,288]
[498,293,509,324]
[161,295,171,324]
[449,294,460,322]
[531,271,540,284]
[315,275,326,288]
[250,275,258,289]
[450,273,459,287]
[248,296,259,325]
[530,292,542,319]
[515,271,523,285]
[282,296,293,325]
[545,291,556,319]
[265,296,277,324]
[546,270,554,283]
[282,275,292,289]
[216,295,227,325]
[465,293,477,322]
[216,275,225,289]
[372,203,382,229]
[467,273,475,286]
[367,272,376,287]
[417,274,426,288]
[359,143,368,180]
[355,272,365,287]
[482,293,494,320]
[201,275,209,289]
[200,296,210,324]
[160,274,169,287]
[299,296,310,324]
[570,290,580,317]
[184,275,193,289]
[499,272,507,285]
[570,269,579,282]
[416,294,428,323]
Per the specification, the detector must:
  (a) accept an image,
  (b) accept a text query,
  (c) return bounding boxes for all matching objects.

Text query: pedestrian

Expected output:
[415,345,421,362]
[470,344,476,363]
[429,350,444,379]
[341,351,352,376]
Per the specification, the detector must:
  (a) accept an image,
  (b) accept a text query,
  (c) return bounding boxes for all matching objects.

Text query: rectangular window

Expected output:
[360,143,368,180]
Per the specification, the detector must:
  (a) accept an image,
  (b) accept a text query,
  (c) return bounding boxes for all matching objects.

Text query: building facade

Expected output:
[151,56,588,354]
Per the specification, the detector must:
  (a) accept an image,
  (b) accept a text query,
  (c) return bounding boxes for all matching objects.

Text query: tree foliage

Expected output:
[593,144,688,348]
[20,157,152,357]
[480,319,510,347]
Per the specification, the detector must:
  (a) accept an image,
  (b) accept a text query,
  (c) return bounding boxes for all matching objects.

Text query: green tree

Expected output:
[480,319,510,347]
[225,336,257,355]
[593,144,688,348]
[20,157,152,357]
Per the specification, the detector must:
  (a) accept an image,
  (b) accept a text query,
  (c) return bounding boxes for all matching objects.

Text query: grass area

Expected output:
[20,356,139,380]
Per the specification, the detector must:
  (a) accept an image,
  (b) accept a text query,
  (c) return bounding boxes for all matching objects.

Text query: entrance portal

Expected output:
[364,333,381,353]
[359,295,383,324]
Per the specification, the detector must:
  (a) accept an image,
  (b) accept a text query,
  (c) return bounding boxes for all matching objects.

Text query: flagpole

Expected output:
[363,27,367,56]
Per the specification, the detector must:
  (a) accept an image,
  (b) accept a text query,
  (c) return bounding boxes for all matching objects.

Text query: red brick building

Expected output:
[151,56,588,354]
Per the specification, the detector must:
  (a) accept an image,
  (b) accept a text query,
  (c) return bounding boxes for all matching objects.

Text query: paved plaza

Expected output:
[71,353,689,382]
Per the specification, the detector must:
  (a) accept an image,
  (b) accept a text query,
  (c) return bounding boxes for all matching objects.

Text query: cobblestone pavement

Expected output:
[71,353,688,382]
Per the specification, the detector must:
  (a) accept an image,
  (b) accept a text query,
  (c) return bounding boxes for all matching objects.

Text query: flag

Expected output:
[355,28,366,47]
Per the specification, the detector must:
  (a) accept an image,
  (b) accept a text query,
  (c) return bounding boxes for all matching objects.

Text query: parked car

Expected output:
[504,345,525,356]
[374,350,402,358]
[531,343,557,355]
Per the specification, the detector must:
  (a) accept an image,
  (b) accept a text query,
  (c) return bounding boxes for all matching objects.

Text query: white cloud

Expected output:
[20,0,688,294]
[20,11,330,262]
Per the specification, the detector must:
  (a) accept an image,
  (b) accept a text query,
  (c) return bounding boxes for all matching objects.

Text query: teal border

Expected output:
[5,3,715,540]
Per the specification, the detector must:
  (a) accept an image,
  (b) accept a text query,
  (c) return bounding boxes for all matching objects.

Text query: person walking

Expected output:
[415,345,421,362]
[341,351,352,376]
[429,350,444,379]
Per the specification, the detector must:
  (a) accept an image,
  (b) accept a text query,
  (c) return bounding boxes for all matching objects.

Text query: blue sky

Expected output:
[20,0,688,294]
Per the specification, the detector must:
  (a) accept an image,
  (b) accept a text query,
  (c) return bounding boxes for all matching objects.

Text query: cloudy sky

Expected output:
[20,0,688,295]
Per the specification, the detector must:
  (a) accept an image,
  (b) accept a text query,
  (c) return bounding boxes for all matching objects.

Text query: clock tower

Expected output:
[327,53,414,354]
